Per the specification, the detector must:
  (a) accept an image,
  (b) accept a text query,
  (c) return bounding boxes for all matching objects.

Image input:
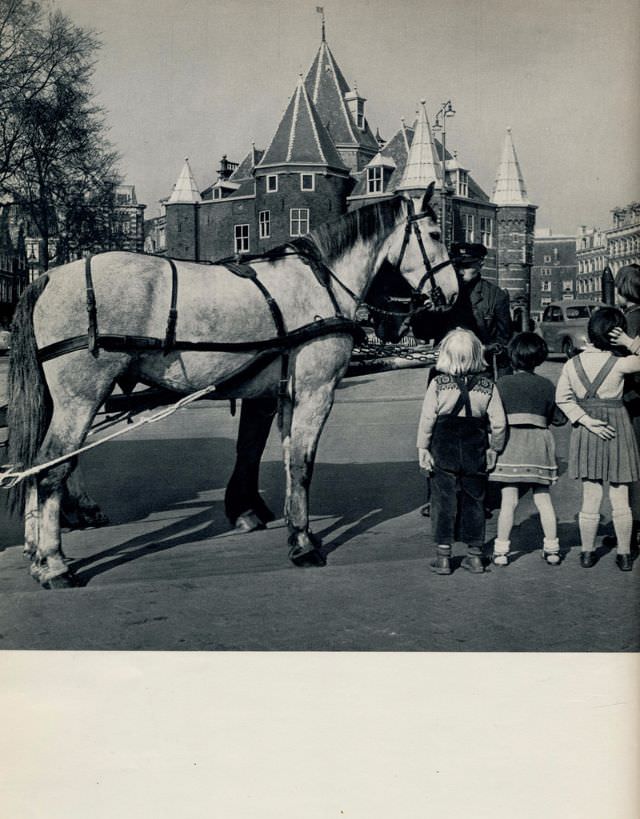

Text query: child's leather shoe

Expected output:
[461,555,484,573]
[430,555,452,575]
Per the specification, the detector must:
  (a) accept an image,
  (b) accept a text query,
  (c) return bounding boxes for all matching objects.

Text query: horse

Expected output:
[7,186,458,588]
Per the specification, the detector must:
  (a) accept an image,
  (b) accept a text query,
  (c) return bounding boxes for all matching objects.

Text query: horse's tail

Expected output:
[7,274,51,514]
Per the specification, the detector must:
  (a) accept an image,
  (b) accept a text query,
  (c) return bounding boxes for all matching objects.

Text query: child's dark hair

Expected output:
[614,264,640,304]
[588,306,627,351]
[508,332,548,372]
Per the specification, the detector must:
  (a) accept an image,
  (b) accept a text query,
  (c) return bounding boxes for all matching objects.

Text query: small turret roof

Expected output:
[167,158,201,204]
[258,76,347,171]
[396,101,443,193]
[491,128,530,205]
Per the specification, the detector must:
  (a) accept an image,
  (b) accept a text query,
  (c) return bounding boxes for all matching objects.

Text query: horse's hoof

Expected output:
[289,545,327,568]
[22,544,36,560]
[41,572,78,590]
[77,508,110,529]
[234,511,266,533]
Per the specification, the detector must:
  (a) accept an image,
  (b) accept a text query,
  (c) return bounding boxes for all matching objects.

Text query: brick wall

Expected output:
[495,205,537,301]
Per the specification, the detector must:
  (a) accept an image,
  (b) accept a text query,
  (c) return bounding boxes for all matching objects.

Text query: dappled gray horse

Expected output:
[8,188,457,587]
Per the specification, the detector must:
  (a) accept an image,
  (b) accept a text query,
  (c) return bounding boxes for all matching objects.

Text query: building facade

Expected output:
[574,202,640,298]
[164,31,536,311]
[531,230,578,317]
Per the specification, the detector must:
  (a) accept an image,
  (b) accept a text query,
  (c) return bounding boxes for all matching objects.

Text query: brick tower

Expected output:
[165,158,201,260]
[491,128,537,311]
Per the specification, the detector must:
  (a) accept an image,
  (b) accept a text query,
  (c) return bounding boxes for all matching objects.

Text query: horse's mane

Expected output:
[309,196,406,265]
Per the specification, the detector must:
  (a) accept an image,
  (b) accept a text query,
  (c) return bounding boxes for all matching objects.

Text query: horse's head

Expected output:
[376,183,458,312]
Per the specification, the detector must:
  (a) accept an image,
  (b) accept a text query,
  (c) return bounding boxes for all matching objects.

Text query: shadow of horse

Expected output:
[61,436,426,584]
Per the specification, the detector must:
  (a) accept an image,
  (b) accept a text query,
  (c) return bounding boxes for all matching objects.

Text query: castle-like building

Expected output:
[160,29,536,307]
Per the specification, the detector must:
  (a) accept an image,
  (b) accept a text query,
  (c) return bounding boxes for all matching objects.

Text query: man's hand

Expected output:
[486,449,497,470]
[418,448,434,472]
[581,415,616,440]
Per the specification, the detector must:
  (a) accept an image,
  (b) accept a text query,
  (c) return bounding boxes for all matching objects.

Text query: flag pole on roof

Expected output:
[316,6,325,42]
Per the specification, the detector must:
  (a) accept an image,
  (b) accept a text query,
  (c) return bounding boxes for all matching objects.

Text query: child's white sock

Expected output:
[612,509,633,555]
[543,537,560,565]
[578,512,600,552]
[492,538,510,566]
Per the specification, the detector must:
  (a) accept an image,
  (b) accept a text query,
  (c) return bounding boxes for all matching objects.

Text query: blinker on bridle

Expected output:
[395,197,452,312]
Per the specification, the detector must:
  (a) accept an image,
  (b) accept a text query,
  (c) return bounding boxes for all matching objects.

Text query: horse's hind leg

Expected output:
[283,382,337,568]
[61,462,109,529]
[23,480,39,560]
[30,357,125,588]
[224,396,277,530]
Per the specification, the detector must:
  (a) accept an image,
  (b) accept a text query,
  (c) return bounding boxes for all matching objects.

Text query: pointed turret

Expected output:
[395,100,443,195]
[258,75,347,171]
[491,128,529,205]
[304,37,378,170]
[167,158,202,204]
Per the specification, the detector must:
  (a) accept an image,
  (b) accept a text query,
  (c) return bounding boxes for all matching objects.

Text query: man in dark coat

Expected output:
[412,242,513,378]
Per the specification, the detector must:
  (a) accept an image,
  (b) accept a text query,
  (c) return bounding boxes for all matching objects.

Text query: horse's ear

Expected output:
[420,181,436,210]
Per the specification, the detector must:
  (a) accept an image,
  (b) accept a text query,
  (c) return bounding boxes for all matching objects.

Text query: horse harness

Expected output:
[36,246,359,423]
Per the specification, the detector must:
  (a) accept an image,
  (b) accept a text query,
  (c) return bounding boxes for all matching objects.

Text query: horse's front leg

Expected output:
[283,382,337,567]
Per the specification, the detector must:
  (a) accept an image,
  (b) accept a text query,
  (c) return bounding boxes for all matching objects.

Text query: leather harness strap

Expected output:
[85,255,98,357]
[163,258,179,353]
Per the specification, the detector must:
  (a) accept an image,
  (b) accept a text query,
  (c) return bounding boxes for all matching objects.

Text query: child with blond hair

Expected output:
[417,328,507,574]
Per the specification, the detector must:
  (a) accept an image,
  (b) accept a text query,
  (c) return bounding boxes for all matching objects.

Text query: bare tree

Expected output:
[0,0,120,267]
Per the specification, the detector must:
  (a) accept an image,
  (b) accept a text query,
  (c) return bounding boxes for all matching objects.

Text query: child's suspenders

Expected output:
[448,375,481,417]
[572,355,617,398]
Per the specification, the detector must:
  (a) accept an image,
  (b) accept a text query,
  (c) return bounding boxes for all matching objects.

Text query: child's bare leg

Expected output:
[532,488,557,539]
[497,486,518,541]
[493,485,517,565]
[533,487,560,564]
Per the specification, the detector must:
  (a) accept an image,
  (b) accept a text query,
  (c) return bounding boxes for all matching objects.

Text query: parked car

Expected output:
[538,300,604,359]
[0,329,10,355]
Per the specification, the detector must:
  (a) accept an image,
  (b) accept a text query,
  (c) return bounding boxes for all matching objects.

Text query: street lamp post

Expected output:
[432,100,455,245]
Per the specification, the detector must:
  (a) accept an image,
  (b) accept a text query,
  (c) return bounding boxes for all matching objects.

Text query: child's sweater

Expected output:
[496,371,566,427]
[417,373,507,451]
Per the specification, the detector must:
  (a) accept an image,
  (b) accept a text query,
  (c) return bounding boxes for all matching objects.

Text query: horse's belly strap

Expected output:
[37,317,358,363]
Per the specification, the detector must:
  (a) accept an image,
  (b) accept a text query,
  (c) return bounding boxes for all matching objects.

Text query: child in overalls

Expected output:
[417,328,507,575]
[555,307,640,571]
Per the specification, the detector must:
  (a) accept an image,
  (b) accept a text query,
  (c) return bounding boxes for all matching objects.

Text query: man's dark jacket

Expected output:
[411,277,512,374]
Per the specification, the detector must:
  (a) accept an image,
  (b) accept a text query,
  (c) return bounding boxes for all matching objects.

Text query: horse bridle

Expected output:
[324,198,455,319]
[394,196,452,313]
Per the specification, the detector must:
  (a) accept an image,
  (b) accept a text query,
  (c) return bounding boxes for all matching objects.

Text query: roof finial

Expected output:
[316,6,325,42]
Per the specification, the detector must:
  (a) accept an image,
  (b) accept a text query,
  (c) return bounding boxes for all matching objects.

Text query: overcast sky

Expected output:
[54,0,639,233]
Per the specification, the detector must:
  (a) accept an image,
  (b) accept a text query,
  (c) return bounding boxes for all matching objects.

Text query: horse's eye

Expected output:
[429,231,441,241]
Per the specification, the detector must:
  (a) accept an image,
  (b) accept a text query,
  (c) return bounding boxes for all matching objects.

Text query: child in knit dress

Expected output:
[489,333,567,566]
[417,328,507,575]
[555,307,640,571]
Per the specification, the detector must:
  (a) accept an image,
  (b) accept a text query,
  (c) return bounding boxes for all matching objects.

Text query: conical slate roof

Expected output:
[491,128,529,205]
[258,76,347,170]
[304,40,378,152]
[167,158,201,204]
[396,100,443,193]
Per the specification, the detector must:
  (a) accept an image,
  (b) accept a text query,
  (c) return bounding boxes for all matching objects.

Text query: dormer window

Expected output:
[367,166,383,194]
[456,170,468,197]
[356,99,364,130]
[300,173,315,192]
[266,175,278,193]
[213,188,222,200]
